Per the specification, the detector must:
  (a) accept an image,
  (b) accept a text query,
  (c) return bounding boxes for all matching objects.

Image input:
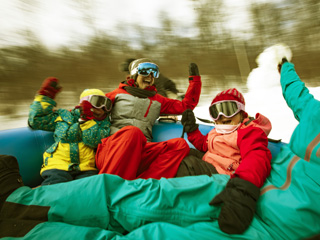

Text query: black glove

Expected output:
[0,155,24,210]
[209,177,260,234]
[181,109,198,133]
[189,63,199,80]
[277,57,288,73]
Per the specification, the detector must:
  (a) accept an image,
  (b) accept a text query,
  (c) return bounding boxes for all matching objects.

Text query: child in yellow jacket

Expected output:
[29,77,112,185]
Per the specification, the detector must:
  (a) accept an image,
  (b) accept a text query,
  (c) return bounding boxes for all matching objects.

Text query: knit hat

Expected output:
[211,88,245,106]
[211,88,247,118]
[79,89,105,102]
[129,58,156,80]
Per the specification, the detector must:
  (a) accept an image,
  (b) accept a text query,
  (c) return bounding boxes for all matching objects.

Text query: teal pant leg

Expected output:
[7,175,112,230]
[121,221,271,240]
[8,168,317,240]
[105,174,229,232]
[6,174,229,235]
[2,222,119,240]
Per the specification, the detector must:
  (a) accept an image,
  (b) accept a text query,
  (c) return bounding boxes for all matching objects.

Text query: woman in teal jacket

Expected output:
[255,59,320,239]
[0,60,319,239]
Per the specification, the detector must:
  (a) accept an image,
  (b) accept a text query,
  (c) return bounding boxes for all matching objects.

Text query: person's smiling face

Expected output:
[215,112,243,125]
[136,74,155,89]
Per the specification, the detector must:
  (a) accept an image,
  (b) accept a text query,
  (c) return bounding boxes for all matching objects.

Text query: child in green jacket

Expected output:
[28,77,112,185]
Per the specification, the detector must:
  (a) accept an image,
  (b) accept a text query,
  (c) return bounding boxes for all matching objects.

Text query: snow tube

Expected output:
[2,122,319,240]
[0,121,285,187]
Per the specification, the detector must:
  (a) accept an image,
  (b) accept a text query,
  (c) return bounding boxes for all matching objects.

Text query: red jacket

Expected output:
[187,113,272,188]
[106,76,201,141]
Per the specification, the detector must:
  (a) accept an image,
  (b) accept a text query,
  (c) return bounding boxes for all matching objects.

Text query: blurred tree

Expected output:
[191,0,229,50]
[249,2,284,47]
[292,0,320,49]
[1,0,320,119]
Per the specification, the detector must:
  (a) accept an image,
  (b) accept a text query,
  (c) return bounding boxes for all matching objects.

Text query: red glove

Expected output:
[38,77,62,99]
[80,100,94,121]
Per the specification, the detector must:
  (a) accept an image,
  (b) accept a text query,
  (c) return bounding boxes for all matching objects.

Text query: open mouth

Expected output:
[143,79,152,84]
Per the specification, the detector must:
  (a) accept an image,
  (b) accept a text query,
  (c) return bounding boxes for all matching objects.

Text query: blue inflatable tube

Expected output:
[0,121,285,187]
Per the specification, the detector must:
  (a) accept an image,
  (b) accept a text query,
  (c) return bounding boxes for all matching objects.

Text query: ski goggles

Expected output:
[209,100,245,121]
[131,62,160,78]
[80,95,112,112]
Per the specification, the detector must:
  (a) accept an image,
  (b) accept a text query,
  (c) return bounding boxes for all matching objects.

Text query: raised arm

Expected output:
[159,63,201,114]
[28,77,62,131]
[280,61,319,122]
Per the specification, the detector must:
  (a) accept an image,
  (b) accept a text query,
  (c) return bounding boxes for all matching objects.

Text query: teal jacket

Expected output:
[256,62,320,239]
[28,95,111,173]
[280,62,320,180]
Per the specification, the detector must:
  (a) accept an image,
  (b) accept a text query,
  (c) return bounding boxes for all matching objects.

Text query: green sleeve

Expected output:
[80,117,111,148]
[28,95,59,131]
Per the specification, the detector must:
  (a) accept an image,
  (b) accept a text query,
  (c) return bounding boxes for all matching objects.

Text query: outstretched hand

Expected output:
[277,57,288,73]
[189,63,200,77]
[38,77,62,99]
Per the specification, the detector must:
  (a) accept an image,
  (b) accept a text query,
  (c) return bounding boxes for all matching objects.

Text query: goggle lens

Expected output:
[89,95,112,111]
[137,62,159,78]
[209,101,242,120]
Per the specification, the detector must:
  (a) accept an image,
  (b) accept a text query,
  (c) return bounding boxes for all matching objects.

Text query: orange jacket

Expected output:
[187,113,272,188]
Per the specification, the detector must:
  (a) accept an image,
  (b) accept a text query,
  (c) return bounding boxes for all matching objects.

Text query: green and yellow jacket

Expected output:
[28,95,111,174]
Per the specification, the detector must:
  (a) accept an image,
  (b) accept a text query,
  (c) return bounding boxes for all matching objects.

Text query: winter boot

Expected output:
[0,155,24,211]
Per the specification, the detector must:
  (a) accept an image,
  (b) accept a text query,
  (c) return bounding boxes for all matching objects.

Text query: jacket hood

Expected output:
[242,113,272,136]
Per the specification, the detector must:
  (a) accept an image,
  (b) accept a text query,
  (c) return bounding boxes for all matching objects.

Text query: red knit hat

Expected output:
[211,88,245,106]
[210,88,248,119]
